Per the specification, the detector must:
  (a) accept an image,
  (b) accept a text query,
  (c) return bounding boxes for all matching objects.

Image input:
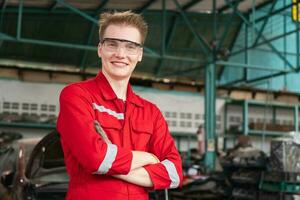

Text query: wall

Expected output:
[220,0,300,93]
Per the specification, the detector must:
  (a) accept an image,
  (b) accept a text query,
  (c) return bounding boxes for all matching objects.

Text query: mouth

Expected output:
[111,61,128,67]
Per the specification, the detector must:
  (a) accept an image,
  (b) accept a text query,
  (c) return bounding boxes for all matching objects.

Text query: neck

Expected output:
[102,72,129,101]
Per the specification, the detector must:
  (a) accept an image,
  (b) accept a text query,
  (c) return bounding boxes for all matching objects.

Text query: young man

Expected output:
[57,11,183,200]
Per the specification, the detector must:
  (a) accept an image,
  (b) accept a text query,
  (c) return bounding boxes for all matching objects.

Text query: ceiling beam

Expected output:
[218,0,245,13]
[49,1,59,12]
[172,0,211,56]
[80,0,109,71]
[253,0,277,46]
[134,0,157,13]
[226,0,296,71]
[55,0,98,25]
[94,0,109,15]
[182,0,203,11]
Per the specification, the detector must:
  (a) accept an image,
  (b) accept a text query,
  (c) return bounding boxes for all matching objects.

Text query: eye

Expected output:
[126,44,137,50]
[106,41,118,48]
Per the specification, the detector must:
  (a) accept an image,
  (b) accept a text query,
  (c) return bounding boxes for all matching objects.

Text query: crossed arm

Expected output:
[94,120,158,187]
[113,151,159,187]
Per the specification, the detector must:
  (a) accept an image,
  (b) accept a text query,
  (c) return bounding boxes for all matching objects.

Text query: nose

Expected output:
[114,46,126,57]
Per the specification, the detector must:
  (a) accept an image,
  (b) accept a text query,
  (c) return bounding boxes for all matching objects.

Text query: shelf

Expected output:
[224,99,299,137]
[0,122,56,129]
[226,99,298,108]
[260,181,300,193]
[248,130,293,137]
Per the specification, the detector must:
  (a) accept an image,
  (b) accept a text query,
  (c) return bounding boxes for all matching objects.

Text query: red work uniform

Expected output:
[57,72,183,200]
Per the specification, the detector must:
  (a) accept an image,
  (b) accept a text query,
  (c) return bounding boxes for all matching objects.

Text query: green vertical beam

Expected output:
[223,102,228,150]
[244,24,248,81]
[283,0,287,87]
[204,0,216,172]
[243,101,249,135]
[294,105,299,133]
[17,0,23,40]
[204,62,216,171]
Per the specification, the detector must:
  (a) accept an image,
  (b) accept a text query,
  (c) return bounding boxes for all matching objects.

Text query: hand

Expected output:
[130,151,160,170]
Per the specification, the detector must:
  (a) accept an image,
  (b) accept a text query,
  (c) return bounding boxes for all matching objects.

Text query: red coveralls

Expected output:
[57,72,183,200]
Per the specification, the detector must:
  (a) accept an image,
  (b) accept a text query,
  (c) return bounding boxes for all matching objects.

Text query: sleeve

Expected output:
[143,108,183,190]
[57,85,132,175]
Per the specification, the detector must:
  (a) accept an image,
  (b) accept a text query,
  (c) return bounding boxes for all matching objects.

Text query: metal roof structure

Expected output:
[0,0,273,86]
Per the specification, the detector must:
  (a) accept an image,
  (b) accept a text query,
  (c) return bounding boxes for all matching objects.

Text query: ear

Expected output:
[97,42,102,58]
[137,48,143,62]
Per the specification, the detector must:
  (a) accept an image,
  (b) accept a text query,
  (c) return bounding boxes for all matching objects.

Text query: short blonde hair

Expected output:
[99,11,148,45]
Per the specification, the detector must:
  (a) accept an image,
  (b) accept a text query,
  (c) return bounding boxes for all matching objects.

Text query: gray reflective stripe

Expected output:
[161,159,180,188]
[92,103,124,120]
[96,144,118,174]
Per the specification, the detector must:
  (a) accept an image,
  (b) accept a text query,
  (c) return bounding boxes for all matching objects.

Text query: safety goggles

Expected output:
[101,38,143,55]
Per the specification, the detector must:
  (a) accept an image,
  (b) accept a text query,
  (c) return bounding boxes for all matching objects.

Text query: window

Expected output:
[49,105,56,112]
[186,113,192,119]
[180,121,186,127]
[195,114,201,120]
[30,104,38,111]
[22,103,29,110]
[186,121,192,128]
[171,121,177,127]
[12,102,19,110]
[171,112,177,118]
[41,104,48,111]
[180,113,185,119]
[3,102,10,109]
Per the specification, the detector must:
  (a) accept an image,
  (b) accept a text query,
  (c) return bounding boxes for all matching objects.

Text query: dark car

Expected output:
[1,131,68,200]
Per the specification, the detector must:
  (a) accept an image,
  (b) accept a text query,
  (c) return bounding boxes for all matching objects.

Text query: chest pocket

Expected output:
[96,114,122,144]
[98,116,121,130]
[131,121,153,151]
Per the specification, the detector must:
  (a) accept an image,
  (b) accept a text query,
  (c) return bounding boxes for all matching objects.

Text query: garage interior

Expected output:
[1,0,300,199]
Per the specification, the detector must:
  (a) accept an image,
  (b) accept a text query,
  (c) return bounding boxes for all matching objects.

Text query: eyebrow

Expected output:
[102,38,142,47]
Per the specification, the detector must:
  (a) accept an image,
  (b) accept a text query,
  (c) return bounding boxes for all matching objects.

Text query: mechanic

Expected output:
[57,11,183,200]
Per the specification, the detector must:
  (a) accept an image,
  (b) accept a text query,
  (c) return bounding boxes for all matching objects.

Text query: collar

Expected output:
[95,72,144,107]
